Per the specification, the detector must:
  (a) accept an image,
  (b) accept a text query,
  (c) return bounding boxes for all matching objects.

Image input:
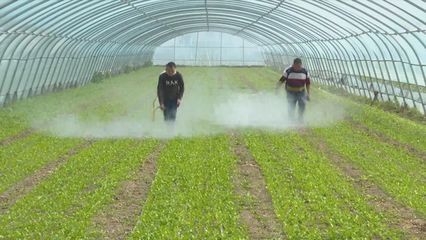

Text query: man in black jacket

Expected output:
[157,62,185,122]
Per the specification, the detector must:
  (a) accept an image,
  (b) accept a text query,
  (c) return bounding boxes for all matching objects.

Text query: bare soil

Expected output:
[0,129,33,146]
[230,132,285,239]
[0,140,94,213]
[349,119,426,161]
[91,141,166,240]
[301,129,426,239]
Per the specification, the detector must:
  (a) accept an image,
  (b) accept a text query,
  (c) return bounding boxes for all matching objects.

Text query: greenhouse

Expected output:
[0,1,425,239]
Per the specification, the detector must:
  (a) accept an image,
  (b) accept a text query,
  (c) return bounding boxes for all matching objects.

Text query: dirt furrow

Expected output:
[0,129,34,146]
[301,130,426,239]
[349,119,426,161]
[91,141,166,240]
[230,132,285,240]
[0,140,94,213]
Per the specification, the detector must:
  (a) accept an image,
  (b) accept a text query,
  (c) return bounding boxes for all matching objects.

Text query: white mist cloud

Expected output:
[213,92,292,128]
[32,89,347,139]
[213,91,347,129]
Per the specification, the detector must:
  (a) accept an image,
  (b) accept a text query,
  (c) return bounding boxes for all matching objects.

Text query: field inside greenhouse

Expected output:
[0,67,425,239]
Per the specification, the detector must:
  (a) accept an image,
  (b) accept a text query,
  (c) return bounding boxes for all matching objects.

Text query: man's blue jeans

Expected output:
[163,99,178,121]
[286,90,306,121]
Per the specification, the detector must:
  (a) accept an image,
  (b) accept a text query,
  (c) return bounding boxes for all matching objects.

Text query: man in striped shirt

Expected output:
[276,58,311,122]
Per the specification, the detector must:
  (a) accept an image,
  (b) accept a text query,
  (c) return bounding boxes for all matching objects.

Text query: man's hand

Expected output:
[275,79,284,95]
[306,94,311,101]
[177,99,181,107]
[275,87,280,95]
[275,85,282,95]
[160,104,165,111]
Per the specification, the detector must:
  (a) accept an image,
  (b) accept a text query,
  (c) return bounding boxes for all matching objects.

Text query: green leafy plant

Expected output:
[0,139,158,239]
[129,136,247,239]
[314,122,426,215]
[243,131,402,239]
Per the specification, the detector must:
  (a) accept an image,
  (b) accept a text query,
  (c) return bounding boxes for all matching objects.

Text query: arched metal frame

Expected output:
[0,0,424,113]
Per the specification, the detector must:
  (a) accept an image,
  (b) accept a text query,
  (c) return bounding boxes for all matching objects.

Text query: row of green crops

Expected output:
[0,113,28,141]
[0,139,158,239]
[350,104,426,153]
[315,89,426,153]
[243,131,402,239]
[0,135,81,194]
[129,135,247,239]
[313,121,426,216]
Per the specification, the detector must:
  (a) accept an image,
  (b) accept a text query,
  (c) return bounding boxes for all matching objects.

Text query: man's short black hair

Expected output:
[293,58,302,64]
[166,62,176,68]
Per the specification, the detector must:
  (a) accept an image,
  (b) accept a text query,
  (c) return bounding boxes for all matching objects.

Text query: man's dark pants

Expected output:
[163,99,178,121]
[286,90,306,121]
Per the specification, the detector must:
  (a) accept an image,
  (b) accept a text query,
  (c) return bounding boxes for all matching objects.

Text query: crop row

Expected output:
[350,104,426,152]
[0,139,158,239]
[129,135,247,239]
[243,131,402,239]
[316,89,426,152]
[0,134,81,194]
[0,113,28,141]
[313,121,426,216]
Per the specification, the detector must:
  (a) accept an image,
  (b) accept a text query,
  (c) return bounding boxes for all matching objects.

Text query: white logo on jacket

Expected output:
[166,80,178,86]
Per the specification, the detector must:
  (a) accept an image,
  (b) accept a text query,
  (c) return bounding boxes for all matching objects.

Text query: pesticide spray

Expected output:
[33,85,347,139]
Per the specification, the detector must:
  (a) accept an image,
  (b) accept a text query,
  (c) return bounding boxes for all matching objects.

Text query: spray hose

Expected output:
[152,97,161,121]
[152,97,160,122]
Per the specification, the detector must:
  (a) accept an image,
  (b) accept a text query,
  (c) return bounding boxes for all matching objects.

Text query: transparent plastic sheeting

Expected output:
[0,0,425,113]
[153,32,265,66]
